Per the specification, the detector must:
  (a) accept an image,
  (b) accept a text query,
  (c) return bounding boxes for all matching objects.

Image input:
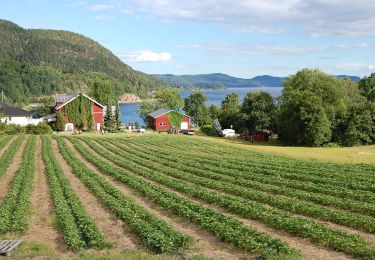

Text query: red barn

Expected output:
[255,131,270,142]
[148,108,190,131]
[54,93,104,132]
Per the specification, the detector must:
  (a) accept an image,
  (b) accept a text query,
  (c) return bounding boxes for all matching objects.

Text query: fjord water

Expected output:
[120,87,283,125]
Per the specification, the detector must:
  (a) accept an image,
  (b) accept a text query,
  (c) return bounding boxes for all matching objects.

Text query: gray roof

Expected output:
[148,108,173,118]
[0,102,32,117]
[55,93,78,103]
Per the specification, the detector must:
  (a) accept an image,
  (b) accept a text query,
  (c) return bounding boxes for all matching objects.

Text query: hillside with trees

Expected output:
[0,19,170,105]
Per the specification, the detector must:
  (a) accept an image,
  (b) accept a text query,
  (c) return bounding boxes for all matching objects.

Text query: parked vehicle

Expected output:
[220,129,235,137]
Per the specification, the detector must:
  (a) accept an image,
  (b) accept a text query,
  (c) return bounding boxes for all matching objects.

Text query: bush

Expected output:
[25,122,53,135]
[200,125,217,136]
[3,123,25,134]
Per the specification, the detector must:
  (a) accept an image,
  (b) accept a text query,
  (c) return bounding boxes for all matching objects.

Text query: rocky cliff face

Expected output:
[118,93,141,103]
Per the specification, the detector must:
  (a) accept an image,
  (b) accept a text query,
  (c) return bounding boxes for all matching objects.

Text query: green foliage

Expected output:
[200,125,216,136]
[220,93,240,129]
[359,73,375,101]
[212,118,222,134]
[241,91,276,134]
[52,111,66,132]
[184,93,210,127]
[88,77,116,106]
[0,19,171,104]
[113,105,122,131]
[26,122,53,134]
[0,135,35,234]
[154,89,184,112]
[0,123,26,134]
[277,69,373,146]
[0,135,24,179]
[78,137,295,257]
[63,95,93,130]
[42,136,108,251]
[93,135,375,259]
[208,104,220,120]
[56,137,192,254]
[167,111,184,129]
[138,100,157,124]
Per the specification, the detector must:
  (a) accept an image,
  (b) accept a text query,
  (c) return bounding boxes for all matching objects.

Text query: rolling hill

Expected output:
[153,73,361,88]
[0,19,170,104]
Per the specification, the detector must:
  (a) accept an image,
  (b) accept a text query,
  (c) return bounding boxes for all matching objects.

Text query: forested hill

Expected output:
[0,19,169,104]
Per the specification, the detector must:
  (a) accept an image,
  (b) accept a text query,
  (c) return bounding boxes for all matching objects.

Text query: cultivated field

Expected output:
[0,134,375,259]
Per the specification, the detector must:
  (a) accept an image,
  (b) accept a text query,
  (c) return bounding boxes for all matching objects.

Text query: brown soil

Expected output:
[50,138,140,253]
[92,139,355,260]
[0,136,28,202]
[66,139,248,260]
[17,136,73,259]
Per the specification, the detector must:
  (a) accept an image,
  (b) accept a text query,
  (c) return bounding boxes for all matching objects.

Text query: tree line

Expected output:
[140,69,375,147]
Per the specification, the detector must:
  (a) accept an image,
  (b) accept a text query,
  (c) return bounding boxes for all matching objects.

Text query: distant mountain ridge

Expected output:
[153,73,361,88]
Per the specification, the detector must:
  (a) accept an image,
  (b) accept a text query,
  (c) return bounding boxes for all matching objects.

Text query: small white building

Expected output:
[0,101,41,126]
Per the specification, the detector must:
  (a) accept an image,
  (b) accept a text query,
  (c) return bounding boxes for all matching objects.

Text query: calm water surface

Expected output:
[120,87,282,125]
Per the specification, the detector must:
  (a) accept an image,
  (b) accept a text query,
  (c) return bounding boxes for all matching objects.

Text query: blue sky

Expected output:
[1,0,375,78]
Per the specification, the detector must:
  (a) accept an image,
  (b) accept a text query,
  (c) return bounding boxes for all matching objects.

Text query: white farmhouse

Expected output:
[0,101,41,126]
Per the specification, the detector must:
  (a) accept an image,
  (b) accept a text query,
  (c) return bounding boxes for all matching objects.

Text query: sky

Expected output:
[1,0,375,78]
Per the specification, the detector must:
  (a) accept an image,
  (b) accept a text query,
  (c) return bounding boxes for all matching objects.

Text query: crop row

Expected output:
[0,136,35,234]
[67,137,296,258]
[131,137,375,190]
[41,136,108,251]
[54,136,192,254]
[141,136,375,179]
[0,135,12,150]
[79,137,375,259]
[0,135,24,179]
[120,139,375,217]
[102,138,375,232]
[124,138,375,204]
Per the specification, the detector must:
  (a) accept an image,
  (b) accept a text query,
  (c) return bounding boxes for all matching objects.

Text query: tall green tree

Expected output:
[220,93,240,129]
[184,93,210,127]
[278,69,349,146]
[154,89,184,111]
[241,91,276,134]
[88,77,116,106]
[208,104,220,120]
[359,73,375,101]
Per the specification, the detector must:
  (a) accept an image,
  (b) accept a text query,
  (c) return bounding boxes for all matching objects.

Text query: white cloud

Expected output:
[90,4,115,11]
[118,0,375,37]
[336,63,375,71]
[118,50,172,62]
[177,43,369,56]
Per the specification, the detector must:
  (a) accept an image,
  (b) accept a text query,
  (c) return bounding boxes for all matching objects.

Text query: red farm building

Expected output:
[54,93,104,132]
[148,108,190,131]
[255,131,270,142]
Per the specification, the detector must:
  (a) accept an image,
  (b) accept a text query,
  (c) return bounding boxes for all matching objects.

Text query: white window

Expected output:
[159,122,166,126]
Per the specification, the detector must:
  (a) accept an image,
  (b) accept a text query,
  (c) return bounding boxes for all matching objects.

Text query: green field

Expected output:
[0,134,374,259]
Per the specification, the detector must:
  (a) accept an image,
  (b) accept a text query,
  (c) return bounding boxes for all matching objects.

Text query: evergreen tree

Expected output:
[212,118,222,134]
[113,105,122,132]
[104,106,113,132]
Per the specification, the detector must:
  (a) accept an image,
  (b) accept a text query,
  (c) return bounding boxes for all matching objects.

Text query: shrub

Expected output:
[200,124,216,136]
